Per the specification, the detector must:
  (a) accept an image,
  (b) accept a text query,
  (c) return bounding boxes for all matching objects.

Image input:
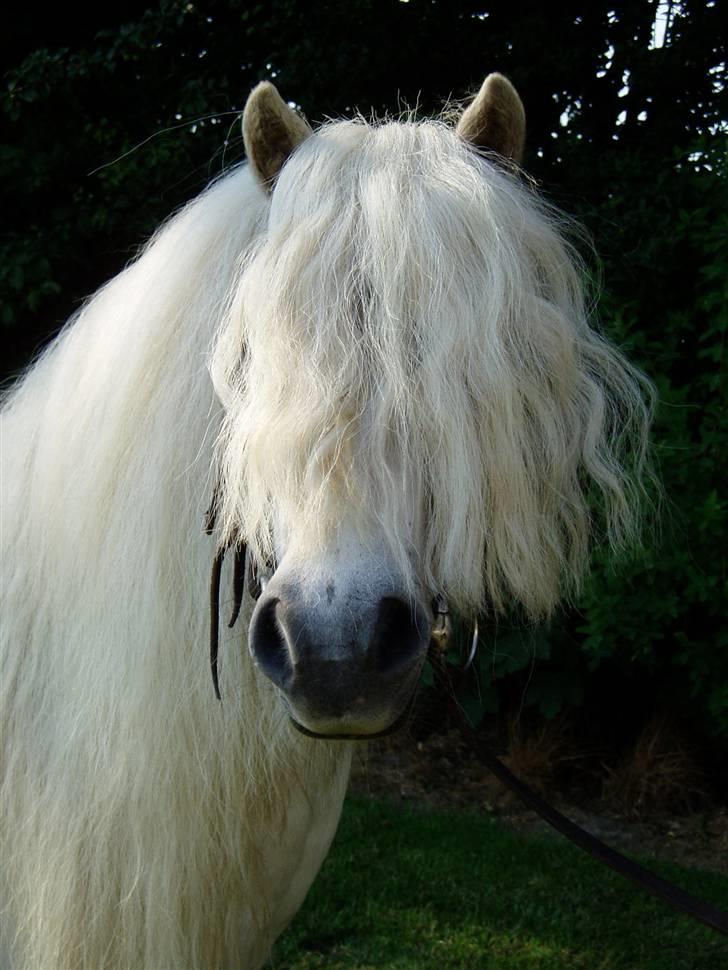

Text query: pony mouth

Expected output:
[286,690,417,741]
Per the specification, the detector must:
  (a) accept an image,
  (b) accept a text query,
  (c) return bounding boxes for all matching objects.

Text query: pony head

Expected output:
[211,76,652,739]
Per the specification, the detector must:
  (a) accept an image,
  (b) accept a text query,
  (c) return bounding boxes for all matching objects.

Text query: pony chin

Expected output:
[286,695,418,741]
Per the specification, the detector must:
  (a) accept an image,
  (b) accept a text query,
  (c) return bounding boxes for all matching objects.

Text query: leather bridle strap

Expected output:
[429,649,728,936]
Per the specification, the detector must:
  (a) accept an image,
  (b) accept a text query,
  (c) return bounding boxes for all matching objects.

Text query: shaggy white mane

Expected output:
[212,117,653,617]
[1,169,346,970]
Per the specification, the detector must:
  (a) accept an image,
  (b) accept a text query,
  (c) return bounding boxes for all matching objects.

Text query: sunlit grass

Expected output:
[267,796,728,969]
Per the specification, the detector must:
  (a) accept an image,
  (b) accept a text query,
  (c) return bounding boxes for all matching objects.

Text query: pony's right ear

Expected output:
[456,73,526,165]
[242,82,312,192]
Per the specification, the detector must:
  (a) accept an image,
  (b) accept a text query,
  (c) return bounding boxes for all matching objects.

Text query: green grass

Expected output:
[267,796,728,970]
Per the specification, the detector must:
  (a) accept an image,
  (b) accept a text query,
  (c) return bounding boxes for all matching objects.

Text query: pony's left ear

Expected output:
[242,81,312,191]
[456,73,526,164]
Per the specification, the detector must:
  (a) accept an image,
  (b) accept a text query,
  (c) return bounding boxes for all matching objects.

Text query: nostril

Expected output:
[371,596,427,675]
[249,598,294,690]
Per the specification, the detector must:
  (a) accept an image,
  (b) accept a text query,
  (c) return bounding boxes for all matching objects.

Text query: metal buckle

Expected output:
[430,594,452,657]
[429,595,479,674]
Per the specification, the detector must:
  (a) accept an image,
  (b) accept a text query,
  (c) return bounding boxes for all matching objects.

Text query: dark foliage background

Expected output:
[2,1,726,754]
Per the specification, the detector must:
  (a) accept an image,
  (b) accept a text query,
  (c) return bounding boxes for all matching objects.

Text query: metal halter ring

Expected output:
[429,595,479,673]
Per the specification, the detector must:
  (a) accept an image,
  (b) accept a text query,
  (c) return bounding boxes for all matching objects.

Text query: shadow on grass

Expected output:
[268,795,728,970]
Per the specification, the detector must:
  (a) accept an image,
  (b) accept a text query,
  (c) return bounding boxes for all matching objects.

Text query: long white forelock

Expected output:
[211,115,653,618]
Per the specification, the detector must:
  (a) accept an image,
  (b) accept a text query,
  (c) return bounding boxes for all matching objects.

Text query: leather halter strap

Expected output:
[205,486,252,701]
[428,638,728,937]
[205,483,272,702]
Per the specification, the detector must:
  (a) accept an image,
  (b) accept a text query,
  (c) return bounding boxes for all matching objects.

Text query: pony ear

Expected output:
[242,81,312,191]
[456,73,526,164]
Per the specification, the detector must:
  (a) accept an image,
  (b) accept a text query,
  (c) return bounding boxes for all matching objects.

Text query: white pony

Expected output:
[1,74,652,968]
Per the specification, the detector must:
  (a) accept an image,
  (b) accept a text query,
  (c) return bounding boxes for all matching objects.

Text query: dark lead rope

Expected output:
[429,646,728,937]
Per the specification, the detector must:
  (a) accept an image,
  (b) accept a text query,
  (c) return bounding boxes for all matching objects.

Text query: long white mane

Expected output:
[1,104,652,969]
[1,168,347,969]
[212,118,652,617]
